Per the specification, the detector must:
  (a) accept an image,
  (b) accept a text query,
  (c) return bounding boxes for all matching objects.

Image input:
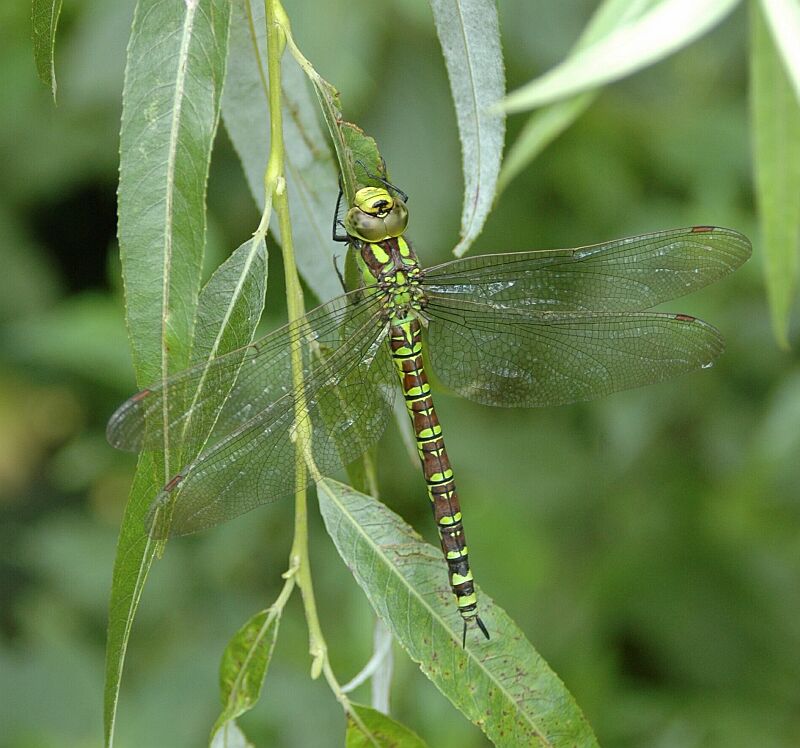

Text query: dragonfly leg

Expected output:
[354,158,409,203]
[332,182,349,242]
[332,254,347,293]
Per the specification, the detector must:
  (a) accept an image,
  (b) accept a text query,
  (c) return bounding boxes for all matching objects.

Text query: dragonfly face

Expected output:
[344,186,409,242]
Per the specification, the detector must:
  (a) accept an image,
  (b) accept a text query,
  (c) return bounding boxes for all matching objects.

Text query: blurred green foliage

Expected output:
[1,0,798,746]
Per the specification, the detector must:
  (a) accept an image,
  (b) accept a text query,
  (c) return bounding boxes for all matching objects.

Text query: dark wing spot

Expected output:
[164,474,184,492]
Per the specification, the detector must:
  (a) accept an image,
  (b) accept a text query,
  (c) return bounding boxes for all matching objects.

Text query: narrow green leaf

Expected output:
[265,10,383,208]
[288,58,383,205]
[273,36,384,291]
[185,235,268,448]
[503,0,740,113]
[118,0,232,386]
[31,0,63,100]
[211,607,281,739]
[318,479,599,748]
[751,0,800,346]
[346,703,430,748]
[222,0,341,302]
[340,122,385,195]
[428,0,505,257]
[498,0,658,193]
[760,0,800,104]
[181,242,269,743]
[105,1,232,745]
[304,74,355,194]
[103,452,160,748]
[194,236,267,363]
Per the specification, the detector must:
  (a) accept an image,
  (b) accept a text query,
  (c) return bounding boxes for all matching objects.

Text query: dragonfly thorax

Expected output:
[357,237,426,322]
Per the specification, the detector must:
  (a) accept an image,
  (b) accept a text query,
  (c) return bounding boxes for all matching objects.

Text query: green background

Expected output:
[1,1,798,746]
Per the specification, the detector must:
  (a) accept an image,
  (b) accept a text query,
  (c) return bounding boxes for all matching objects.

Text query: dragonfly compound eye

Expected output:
[344,207,390,242]
[384,198,408,237]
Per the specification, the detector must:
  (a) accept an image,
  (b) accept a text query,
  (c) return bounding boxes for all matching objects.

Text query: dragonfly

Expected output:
[107,176,750,645]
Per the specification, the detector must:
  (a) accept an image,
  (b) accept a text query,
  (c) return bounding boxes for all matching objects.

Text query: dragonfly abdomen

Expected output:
[388,317,489,643]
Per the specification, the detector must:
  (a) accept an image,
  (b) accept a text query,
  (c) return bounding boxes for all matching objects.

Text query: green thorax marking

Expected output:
[343,185,425,323]
[356,236,426,324]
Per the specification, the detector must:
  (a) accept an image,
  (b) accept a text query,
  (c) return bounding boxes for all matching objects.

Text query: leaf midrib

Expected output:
[161,1,199,478]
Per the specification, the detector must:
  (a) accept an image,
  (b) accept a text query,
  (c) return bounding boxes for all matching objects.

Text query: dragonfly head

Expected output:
[345,186,408,242]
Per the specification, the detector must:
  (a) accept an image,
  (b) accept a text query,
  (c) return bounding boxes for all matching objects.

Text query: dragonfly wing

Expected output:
[423,226,750,312]
[423,298,724,408]
[148,307,395,537]
[107,289,382,456]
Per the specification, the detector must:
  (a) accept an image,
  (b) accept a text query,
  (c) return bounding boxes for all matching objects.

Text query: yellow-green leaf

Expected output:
[211,607,280,739]
[429,0,505,257]
[318,479,598,748]
[503,0,740,113]
[346,703,430,748]
[31,0,63,100]
[752,0,800,346]
[105,2,233,746]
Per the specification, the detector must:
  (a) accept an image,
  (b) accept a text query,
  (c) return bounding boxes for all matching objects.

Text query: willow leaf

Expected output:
[318,479,598,748]
[286,57,383,203]
[503,0,740,113]
[346,703,430,748]
[212,607,280,740]
[105,1,232,745]
[104,452,159,748]
[429,0,505,257]
[31,0,63,100]
[760,0,800,105]
[185,234,268,450]
[752,0,800,347]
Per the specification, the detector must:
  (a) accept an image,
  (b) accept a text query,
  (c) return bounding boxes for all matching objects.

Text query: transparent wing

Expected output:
[108,291,396,537]
[108,289,382,454]
[150,311,394,537]
[422,226,750,312]
[423,298,725,408]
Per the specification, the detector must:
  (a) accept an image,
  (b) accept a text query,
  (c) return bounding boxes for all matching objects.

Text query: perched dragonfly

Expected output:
[107,177,750,644]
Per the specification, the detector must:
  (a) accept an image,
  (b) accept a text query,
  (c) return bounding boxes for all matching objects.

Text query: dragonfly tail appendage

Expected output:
[462,616,491,648]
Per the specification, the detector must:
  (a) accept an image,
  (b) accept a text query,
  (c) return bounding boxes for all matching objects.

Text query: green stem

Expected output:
[262,6,375,737]
[264,0,337,690]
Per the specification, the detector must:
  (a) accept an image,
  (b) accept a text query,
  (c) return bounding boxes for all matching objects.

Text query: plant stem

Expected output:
[263,0,332,687]
[262,7,377,740]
